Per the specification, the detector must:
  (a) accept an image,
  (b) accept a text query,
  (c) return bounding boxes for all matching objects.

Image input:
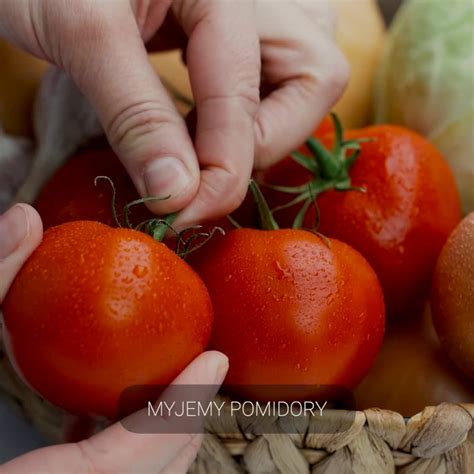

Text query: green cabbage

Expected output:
[375,0,474,213]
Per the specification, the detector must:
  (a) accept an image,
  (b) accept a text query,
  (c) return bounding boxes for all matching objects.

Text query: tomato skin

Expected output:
[431,213,474,379]
[35,148,153,229]
[263,126,462,318]
[3,221,213,419]
[191,228,385,399]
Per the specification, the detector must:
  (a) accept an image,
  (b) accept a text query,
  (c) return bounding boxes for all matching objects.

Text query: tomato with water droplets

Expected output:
[2,221,213,418]
[260,125,462,318]
[190,228,385,399]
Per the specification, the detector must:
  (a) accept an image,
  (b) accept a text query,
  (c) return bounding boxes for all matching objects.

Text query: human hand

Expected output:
[0,0,348,228]
[0,204,228,474]
[1,352,227,474]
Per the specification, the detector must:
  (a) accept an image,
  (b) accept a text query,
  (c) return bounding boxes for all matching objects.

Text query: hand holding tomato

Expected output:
[1,351,228,474]
[0,204,228,473]
[3,217,214,419]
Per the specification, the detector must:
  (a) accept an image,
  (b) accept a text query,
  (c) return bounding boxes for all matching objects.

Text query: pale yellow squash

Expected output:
[332,0,386,128]
[0,40,47,135]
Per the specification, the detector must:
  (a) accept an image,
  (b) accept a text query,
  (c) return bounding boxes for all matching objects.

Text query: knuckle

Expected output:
[329,50,350,95]
[298,0,338,36]
[107,100,182,151]
[237,82,260,116]
[254,117,276,170]
[304,44,350,104]
[236,59,261,112]
[196,91,259,128]
[54,3,109,44]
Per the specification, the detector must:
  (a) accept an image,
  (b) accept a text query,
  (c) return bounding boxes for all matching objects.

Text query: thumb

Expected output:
[66,5,199,215]
[0,204,43,302]
[79,351,228,473]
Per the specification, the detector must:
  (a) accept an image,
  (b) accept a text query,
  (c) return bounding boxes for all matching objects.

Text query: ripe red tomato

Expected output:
[35,147,153,230]
[191,228,385,399]
[261,125,462,318]
[2,221,213,418]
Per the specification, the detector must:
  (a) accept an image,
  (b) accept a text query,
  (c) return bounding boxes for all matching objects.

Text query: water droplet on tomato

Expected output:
[133,265,148,278]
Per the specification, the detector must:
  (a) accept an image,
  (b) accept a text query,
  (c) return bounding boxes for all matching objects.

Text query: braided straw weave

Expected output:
[1,345,472,474]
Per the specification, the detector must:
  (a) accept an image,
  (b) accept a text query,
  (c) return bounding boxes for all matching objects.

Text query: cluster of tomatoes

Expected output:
[2,115,465,419]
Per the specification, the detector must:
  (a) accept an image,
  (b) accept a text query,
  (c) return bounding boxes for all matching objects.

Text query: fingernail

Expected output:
[0,205,29,260]
[213,356,229,385]
[144,157,193,199]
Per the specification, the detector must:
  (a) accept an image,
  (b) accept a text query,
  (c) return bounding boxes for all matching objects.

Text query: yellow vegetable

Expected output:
[332,0,386,128]
[0,40,48,136]
[148,51,192,116]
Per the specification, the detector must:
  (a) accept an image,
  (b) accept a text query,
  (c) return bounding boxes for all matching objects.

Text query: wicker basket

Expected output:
[1,342,472,474]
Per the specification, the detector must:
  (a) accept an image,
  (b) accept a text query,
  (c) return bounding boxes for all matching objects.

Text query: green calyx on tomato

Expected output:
[267,114,368,228]
[94,175,174,240]
[94,175,223,257]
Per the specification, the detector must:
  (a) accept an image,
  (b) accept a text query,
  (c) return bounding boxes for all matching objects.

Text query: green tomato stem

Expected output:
[250,179,280,231]
[270,114,368,228]
[152,212,178,242]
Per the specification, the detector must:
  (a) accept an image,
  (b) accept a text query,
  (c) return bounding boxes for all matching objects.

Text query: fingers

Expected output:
[253,2,349,169]
[171,1,260,228]
[0,204,42,302]
[78,351,228,474]
[50,1,200,215]
[160,433,204,474]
